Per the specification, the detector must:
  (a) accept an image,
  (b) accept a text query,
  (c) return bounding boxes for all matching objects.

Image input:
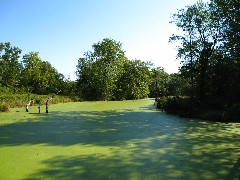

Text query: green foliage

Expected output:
[21,52,66,94]
[159,96,240,122]
[0,94,75,112]
[167,73,192,96]
[0,39,165,103]
[0,42,77,97]
[224,104,240,122]
[76,38,152,101]
[210,0,240,62]
[0,94,29,108]
[149,67,169,97]
[76,38,127,100]
[167,0,240,122]
[163,96,195,117]
[0,104,10,112]
[115,60,151,100]
[155,97,168,110]
[170,0,222,100]
[190,104,240,123]
[0,42,22,92]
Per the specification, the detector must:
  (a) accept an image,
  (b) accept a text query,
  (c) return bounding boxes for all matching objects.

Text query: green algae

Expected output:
[0,99,239,179]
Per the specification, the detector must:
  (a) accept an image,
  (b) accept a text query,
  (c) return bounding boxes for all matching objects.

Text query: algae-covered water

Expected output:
[0,99,239,179]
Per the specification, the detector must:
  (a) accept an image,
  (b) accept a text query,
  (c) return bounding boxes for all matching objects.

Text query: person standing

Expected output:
[26,99,33,112]
[45,97,52,113]
[26,102,30,112]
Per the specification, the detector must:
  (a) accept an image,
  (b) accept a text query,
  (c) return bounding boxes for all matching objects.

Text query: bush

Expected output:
[223,103,240,122]
[155,97,168,111]
[160,96,240,122]
[163,96,195,117]
[199,110,224,122]
[0,93,78,112]
[0,104,10,112]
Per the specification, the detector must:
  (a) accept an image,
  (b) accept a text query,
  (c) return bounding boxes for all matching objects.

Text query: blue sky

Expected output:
[1,0,208,80]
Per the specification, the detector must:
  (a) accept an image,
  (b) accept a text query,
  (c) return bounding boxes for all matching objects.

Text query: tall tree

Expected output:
[0,42,22,92]
[21,52,62,94]
[210,0,240,62]
[149,67,169,97]
[76,38,127,100]
[170,1,221,101]
[209,0,240,102]
[116,60,151,100]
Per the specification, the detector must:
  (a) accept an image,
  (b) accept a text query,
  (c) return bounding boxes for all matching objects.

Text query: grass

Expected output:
[0,99,240,179]
[0,94,75,112]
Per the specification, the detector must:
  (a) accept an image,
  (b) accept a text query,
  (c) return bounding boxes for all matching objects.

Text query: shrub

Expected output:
[157,95,240,122]
[155,97,168,111]
[0,93,78,112]
[223,103,240,122]
[163,96,194,117]
[0,104,10,112]
[199,110,224,122]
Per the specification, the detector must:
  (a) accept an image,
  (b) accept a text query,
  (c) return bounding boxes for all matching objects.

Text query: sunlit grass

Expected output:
[0,99,240,179]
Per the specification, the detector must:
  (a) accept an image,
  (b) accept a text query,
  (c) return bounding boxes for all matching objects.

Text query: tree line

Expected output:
[0,39,178,101]
[77,38,154,100]
[0,42,76,96]
[1,0,239,121]
[163,0,240,121]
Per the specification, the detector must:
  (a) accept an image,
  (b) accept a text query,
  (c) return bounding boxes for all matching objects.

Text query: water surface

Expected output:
[0,99,239,179]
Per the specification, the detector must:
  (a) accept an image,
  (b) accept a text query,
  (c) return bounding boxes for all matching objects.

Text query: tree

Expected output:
[149,67,169,97]
[167,73,192,96]
[116,60,151,100]
[209,0,240,102]
[21,52,63,94]
[0,42,76,96]
[166,0,240,121]
[76,57,101,100]
[210,0,240,62]
[0,42,22,92]
[170,1,221,101]
[76,38,127,100]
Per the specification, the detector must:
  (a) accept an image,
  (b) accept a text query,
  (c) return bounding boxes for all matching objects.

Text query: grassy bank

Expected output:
[0,94,77,112]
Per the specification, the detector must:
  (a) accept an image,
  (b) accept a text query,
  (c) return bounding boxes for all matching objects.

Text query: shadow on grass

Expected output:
[0,103,240,179]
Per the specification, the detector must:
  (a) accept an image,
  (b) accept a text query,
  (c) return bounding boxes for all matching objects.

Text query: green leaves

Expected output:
[0,42,22,91]
[76,38,126,100]
[21,52,64,94]
[117,60,151,100]
[76,38,152,100]
[149,67,169,98]
[169,1,223,100]
[168,0,240,114]
[0,42,75,96]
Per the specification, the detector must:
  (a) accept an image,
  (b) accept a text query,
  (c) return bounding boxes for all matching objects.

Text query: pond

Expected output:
[0,99,239,179]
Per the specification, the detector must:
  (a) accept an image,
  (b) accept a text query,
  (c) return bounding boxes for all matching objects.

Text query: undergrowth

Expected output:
[0,94,77,112]
[155,96,240,122]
